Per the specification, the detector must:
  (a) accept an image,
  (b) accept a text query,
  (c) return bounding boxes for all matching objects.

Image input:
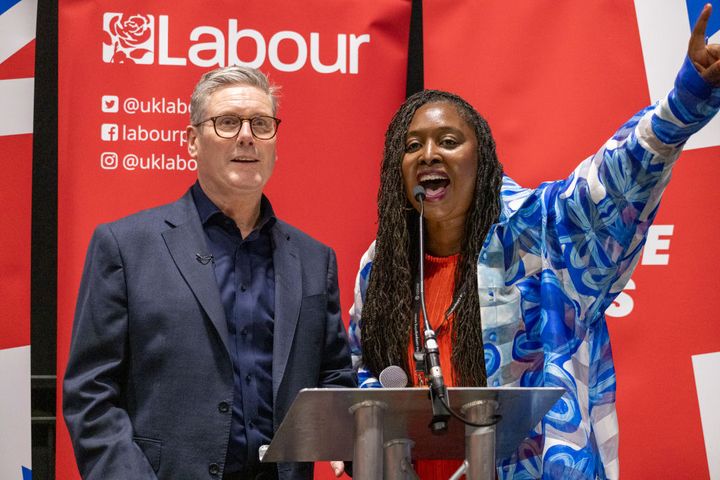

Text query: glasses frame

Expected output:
[195,114,282,140]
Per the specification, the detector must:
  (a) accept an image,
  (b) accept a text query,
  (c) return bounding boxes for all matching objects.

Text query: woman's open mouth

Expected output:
[418,172,450,200]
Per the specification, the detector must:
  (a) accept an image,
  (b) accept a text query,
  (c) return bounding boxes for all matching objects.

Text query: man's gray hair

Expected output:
[189,65,280,125]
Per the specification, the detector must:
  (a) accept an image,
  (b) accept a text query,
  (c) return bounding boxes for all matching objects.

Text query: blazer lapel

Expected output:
[271,223,302,402]
[162,192,231,355]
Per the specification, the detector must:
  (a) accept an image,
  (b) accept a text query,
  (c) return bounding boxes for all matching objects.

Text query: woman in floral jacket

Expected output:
[348,6,720,479]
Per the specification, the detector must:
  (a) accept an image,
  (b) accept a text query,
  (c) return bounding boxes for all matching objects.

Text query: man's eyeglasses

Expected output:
[195,115,281,140]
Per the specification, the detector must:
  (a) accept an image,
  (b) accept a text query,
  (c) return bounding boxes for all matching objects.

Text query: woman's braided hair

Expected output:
[361,90,503,386]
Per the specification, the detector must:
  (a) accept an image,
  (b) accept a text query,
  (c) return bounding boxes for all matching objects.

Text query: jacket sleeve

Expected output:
[62,224,158,479]
[487,57,720,325]
[347,242,381,388]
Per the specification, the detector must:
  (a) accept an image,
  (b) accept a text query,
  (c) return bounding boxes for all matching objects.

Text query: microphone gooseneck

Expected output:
[412,185,503,432]
[414,184,450,434]
[415,186,430,345]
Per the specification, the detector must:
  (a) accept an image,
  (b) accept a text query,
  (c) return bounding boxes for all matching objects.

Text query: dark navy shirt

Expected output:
[192,182,276,472]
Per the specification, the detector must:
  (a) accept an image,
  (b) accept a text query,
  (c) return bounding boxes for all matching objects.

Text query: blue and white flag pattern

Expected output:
[0,0,36,479]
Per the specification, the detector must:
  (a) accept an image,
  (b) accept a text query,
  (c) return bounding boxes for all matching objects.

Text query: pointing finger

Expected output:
[690,4,712,52]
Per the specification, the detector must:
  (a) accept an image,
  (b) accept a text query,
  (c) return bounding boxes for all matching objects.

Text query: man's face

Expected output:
[187,84,277,200]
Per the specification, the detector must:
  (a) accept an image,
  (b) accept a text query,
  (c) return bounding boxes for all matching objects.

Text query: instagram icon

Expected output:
[100,152,119,170]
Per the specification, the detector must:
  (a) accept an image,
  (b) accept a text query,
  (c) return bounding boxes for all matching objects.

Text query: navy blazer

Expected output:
[63,189,356,480]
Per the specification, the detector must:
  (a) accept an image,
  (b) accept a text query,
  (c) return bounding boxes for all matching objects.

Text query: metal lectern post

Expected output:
[348,400,386,480]
[461,399,499,480]
[384,438,417,480]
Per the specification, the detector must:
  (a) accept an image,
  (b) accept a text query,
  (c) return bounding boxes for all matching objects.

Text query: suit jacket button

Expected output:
[218,401,230,413]
[209,463,220,475]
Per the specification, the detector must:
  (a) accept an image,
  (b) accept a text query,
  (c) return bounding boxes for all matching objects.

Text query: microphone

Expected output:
[196,253,214,265]
[414,184,450,434]
[411,185,427,379]
[379,365,409,388]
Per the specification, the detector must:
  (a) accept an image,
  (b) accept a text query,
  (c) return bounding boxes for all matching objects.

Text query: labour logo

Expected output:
[102,13,154,64]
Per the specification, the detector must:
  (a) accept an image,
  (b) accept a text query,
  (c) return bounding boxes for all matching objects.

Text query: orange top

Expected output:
[408,252,459,387]
[409,253,464,478]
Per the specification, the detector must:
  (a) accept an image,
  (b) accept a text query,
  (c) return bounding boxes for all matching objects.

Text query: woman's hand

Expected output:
[689,4,720,86]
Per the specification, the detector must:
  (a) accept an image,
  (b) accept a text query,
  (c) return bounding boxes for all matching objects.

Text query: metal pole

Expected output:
[449,460,468,480]
[383,438,417,480]
[461,399,499,480]
[349,400,386,480]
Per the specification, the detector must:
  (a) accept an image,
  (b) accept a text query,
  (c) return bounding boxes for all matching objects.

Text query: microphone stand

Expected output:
[413,186,450,434]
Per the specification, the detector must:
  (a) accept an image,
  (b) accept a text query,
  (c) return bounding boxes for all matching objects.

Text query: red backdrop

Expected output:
[56,1,410,478]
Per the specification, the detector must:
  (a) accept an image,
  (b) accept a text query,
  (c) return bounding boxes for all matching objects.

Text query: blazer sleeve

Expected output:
[318,248,357,389]
[62,224,158,479]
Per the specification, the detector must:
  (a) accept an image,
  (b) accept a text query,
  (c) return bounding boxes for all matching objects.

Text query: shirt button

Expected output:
[249,421,254,429]
[240,285,247,292]
[240,328,248,336]
[208,463,220,476]
[245,374,252,384]
[218,402,230,413]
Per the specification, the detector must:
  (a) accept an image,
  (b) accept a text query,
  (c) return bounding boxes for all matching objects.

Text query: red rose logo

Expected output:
[103,13,154,64]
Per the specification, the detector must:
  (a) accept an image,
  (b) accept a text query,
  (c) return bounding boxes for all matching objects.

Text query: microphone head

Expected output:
[412,185,426,201]
[379,365,409,388]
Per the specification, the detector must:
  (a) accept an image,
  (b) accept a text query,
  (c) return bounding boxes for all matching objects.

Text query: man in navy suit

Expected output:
[63,66,356,480]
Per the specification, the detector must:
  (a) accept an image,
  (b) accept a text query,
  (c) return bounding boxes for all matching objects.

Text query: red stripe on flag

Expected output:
[0,39,36,80]
[0,133,32,349]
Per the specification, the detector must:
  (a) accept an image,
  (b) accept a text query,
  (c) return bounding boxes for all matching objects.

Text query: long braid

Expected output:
[360,97,419,376]
[451,108,503,386]
[362,90,503,386]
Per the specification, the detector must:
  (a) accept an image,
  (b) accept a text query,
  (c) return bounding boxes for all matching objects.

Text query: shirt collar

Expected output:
[191,181,277,233]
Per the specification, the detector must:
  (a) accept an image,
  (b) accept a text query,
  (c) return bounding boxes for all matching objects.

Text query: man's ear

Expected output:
[187,125,198,158]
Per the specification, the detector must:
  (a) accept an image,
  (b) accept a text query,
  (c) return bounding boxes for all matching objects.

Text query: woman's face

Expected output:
[402,101,478,226]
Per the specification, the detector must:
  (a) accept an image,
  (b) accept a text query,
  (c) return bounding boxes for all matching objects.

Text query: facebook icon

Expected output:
[101,123,119,141]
